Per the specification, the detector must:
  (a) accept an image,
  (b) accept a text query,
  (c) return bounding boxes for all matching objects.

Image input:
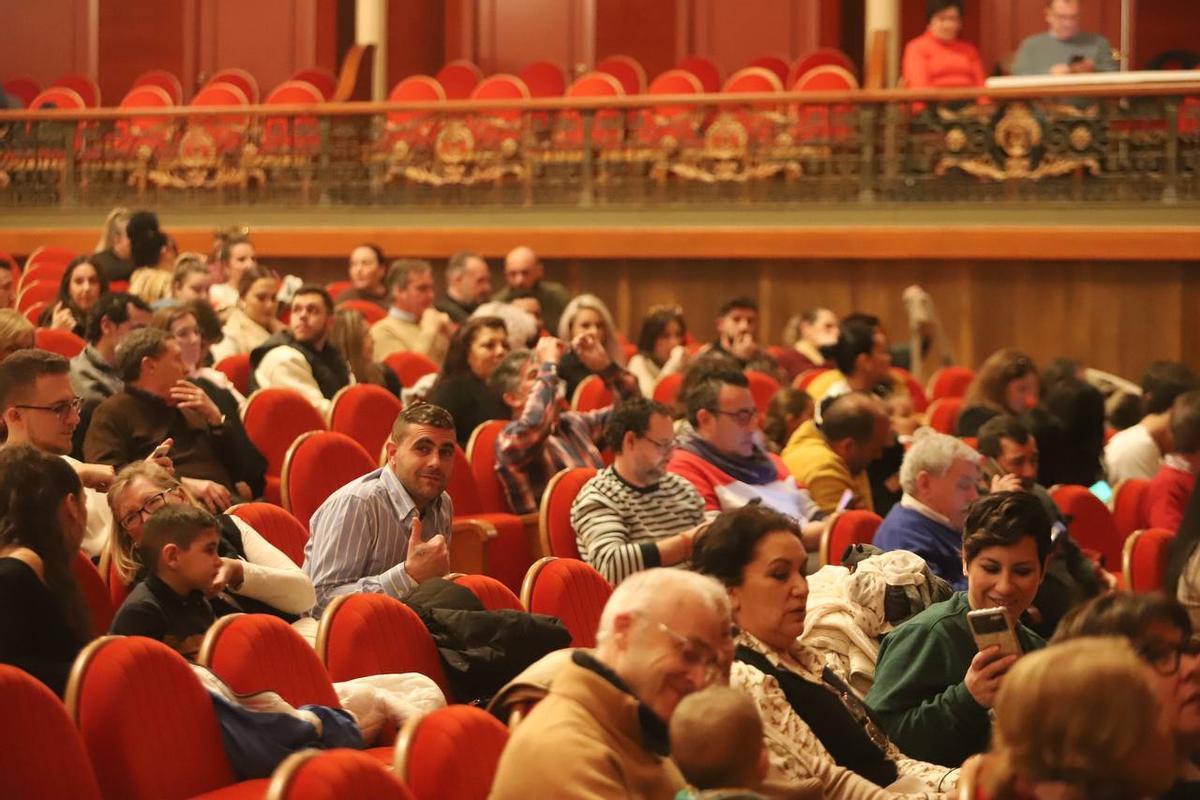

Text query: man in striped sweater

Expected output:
[570,397,707,584]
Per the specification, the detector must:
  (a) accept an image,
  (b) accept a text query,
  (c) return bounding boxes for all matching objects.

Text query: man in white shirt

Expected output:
[1106,361,1197,484]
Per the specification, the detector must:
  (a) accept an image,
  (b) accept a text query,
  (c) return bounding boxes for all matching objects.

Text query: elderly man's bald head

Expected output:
[504,246,542,290]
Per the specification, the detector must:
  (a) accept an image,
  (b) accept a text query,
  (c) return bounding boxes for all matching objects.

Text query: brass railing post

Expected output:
[60,121,78,208]
[1163,97,1179,205]
[317,115,332,207]
[858,104,877,203]
[580,109,596,208]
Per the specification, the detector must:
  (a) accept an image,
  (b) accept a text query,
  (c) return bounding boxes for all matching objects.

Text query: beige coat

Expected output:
[369,314,449,365]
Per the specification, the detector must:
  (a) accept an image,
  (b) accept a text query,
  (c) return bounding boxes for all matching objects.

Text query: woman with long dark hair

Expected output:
[38,255,109,337]
[428,316,511,446]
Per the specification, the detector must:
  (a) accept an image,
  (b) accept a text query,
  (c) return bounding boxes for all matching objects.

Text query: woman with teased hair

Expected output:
[555,294,627,400]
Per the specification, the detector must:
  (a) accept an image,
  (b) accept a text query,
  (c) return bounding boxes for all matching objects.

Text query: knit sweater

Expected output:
[1146,458,1196,531]
[873,502,966,590]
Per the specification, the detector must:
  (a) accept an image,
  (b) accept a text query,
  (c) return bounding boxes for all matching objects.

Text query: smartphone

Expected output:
[1088,480,1114,505]
[149,440,172,460]
[835,488,854,512]
[966,607,1022,657]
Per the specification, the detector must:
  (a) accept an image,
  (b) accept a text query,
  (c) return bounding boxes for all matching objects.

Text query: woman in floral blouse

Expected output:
[693,504,957,799]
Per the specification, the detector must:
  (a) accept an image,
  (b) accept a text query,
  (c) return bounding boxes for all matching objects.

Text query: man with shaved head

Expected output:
[493,245,570,333]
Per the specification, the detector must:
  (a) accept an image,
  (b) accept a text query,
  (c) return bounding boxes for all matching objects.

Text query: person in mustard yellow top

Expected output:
[781,393,892,514]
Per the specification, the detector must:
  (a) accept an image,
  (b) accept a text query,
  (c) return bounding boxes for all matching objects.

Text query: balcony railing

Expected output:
[1,82,1197,209]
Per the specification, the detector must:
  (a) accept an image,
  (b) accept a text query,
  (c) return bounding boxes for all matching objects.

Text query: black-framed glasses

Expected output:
[1138,636,1200,677]
[640,434,677,454]
[13,396,81,420]
[635,612,722,684]
[119,487,185,531]
[707,407,757,426]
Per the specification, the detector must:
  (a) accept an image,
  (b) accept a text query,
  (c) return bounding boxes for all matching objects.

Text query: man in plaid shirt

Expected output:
[490,333,640,514]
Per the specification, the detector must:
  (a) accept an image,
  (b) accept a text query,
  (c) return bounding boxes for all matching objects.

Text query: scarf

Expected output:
[677,429,779,487]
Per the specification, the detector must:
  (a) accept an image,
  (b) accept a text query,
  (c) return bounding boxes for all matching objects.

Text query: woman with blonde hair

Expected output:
[328,309,400,396]
[0,309,34,361]
[957,348,1039,437]
[980,637,1176,800]
[91,206,134,282]
[210,265,284,362]
[555,293,626,400]
[105,461,314,618]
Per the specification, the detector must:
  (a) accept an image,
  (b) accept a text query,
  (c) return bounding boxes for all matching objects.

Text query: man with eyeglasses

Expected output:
[1013,0,1116,76]
[491,568,732,799]
[669,365,828,550]
[570,397,706,584]
[0,349,171,557]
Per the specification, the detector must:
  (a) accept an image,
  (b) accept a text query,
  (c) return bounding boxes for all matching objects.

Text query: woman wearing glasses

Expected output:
[105,462,314,621]
[693,504,959,798]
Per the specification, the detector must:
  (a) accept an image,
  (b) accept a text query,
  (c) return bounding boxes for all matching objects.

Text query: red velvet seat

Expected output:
[22,301,47,326]
[269,748,414,799]
[326,279,353,299]
[262,80,324,155]
[596,54,647,95]
[317,593,452,700]
[450,573,524,611]
[385,75,445,145]
[570,373,613,412]
[289,67,338,100]
[33,326,85,357]
[518,60,566,98]
[227,502,309,567]
[384,350,440,387]
[2,77,40,108]
[115,85,175,158]
[447,443,534,593]
[0,664,102,799]
[199,613,340,707]
[653,371,685,406]
[52,73,101,106]
[1051,484,1124,572]
[66,636,270,799]
[746,370,782,416]
[131,69,183,104]
[189,81,251,153]
[435,60,484,100]
[215,353,251,395]
[72,550,113,636]
[676,55,721,93]
[747,55,790,86]
[470,73,531,150]
[330,383,402,460]
[789,49,858,88]
[337,297,387,324]
[466,419,513,514]
[29,86,86,115]
[23,245,76,276]
[927,396,963,434]
[1122,527,1174,592]
[794,367,831,392]
[102,552,132,609]
[891,366,930,413]
[1113,478,1151,538]
[17,280,59,313]
[928,366,975,401]
[637,68,703,148]
[820,510,883,566]
[394,705,509,800]
[242,387,327,505]
[538,467,597,560]
[556,72,626,149]
[206,68,260,104]
[520,557,612,648]
[281,431,376,530]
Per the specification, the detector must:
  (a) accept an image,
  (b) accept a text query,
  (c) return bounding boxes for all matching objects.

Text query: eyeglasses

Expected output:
[119,487,184,531]
[707,407,757,427]
[636,612,723,685]
[1138,636,1200,677]
[640,434,677,454]
[13,396,81,421]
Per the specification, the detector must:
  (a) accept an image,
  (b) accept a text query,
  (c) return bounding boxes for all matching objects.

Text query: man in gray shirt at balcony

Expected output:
[1013,0,1116,76]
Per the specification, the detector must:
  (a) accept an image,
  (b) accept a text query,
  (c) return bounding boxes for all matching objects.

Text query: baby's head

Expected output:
[670,686,767,791]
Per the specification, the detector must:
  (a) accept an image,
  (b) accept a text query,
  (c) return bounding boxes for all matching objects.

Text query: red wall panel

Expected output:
[1,0,92,93]
[596,0,679,82]
[97,0,189,103]
[386,0,444,86]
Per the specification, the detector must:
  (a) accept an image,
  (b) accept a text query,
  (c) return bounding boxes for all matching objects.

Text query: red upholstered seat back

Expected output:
[571,374,613,411]
[559,72,625,148]
[518,61,565,98]
[398,706,509,800]
[723,66,784,94]
[384,350,440,387]
[1052,484,1124,570]
[1123,527,1174,592]
[746,370,782,416]
[539,467,596,560]
[116,85,174,154]
[789,49,857,87]
[794,367,831,391]
[596,54,647,95]
[653,371,685,406]
[387,75,445,128]
[23,246,75,276]
[189,81,251,151]
[338,298,387,324]
[271,749,414,799]
[200,614,340,708]
[72,550,113,636]
[2,77,41,107]
[243,388,327,502]
[282,431,377,530]
[448,444,485,515]
[824,510,883,566]
[466,420,513,514]
[34,327,86,358]
[131,69,183,104]
[290,68,338,100]
[215,353,252,396]
[676,55,721,93]
[451,573,523,611]
[928,366,976,401]
[435,60,484,100]
[206,68,259,103]
[69,636,243,799]
[105,556,132,609]
[1113,478,1151,537]
[470,74,530,122]
[330,383,402,460]
[262,80,323,155]
[17,280,59,312]
[448,445,534,592]
[891,367,929,413]
[521,557,612,648]
[227,502,309,566]
[0,664,102,799]
[318,593,452,698]
[927,397,963,434]
[747,55,790,85]
[52,73,101,105]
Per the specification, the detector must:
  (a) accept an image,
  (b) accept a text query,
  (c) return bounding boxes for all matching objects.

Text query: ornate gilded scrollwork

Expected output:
[136,127,264,191]
[935,102,1099,181]
[664,111,800,183]
[385,118,525,186]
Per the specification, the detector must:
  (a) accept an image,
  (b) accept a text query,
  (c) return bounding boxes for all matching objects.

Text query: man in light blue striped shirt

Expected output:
[304,403,456,615]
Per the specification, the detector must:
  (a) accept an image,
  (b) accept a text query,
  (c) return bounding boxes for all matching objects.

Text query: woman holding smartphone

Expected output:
[864,491,1051,768]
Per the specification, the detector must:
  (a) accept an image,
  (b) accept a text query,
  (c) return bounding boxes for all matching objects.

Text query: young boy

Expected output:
[110,504,223,660]
[670,686,771,800]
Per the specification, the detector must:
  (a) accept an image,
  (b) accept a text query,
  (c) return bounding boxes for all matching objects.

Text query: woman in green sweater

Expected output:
[865,491,1052,768]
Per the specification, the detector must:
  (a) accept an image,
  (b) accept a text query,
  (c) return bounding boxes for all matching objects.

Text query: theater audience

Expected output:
[0,445,91,696]
[1051,593,1199,799]
[210,265,285,362]
[669,687,776,800]
[668,367,825,544]
[208,232,258,314]
[704,296,778,377]
[762,387,814,454]
[627,305,689,398]
[507,290,545,335]
[85,328,246,511]
[109,504,224,660]
[902,0,984,90]
[1013,0,1116,76]
[472,300,539,350]
[491,334,639,515]
[91,206,134,282]
[39,255,108,337]
[369,259,453,364]
[426,316,511,447]
[492,245,569,333]
[304,403,454,615]
[107,461,314,618]
[128,263,172,305]
[164,254,213,307]
[570,398,706,584]
[781,392,892,515]
[866,492,1050,767]
[249,285,351,419]
[693,504,959,797]
[0,309,34,360]
[1146,389,1200,531]
[956,349,1039,437]
[334,243,389,309]
[778,307,838,383]
[979,637,1175,800]
[804,314,892,405]
[1106,360,1197,483]
[556,294,625,400]
[329,309,401,397]
[435,250,493,323]
[490,568,731,799]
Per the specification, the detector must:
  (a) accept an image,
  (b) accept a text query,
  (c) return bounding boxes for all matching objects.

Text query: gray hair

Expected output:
[446,250,483,282]
[472,301,538,351]
[595,568,730,644]
[488,348,532,396]
[899,428,980,496]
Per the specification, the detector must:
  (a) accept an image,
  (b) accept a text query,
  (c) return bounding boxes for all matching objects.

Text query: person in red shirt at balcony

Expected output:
[902,0,985,90]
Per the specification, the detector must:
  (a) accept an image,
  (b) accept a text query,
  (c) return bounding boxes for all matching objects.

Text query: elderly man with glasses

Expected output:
[570,397,707,585]
[491,568,733,799]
